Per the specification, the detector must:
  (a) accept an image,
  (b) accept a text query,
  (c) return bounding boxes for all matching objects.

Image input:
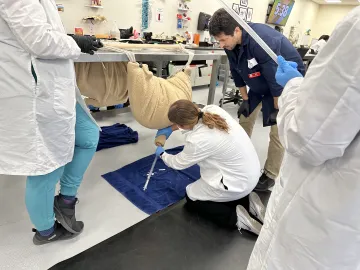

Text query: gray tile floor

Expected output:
[0,86,270,270]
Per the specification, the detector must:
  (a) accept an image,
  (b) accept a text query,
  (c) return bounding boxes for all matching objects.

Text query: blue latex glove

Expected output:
[275,56,303,87]
[156,126,173,140]
[155,146,165,157]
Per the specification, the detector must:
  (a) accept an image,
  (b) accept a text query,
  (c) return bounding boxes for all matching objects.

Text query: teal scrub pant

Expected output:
[26,103,99,231]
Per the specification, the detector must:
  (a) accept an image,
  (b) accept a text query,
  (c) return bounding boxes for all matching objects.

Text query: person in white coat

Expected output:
[247,7,360,270]
[155,100,265,235]
[0,0,102,245]
[309,34,329,54]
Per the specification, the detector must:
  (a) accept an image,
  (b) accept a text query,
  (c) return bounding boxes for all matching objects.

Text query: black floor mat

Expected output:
[51,193,270,270]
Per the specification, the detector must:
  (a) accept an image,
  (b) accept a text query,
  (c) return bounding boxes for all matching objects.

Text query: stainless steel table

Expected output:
[303,55,315,61]
[303,54,316,71]
[75,50,228,105]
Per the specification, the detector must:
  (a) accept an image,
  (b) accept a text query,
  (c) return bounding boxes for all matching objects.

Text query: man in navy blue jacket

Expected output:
[209,8,305,191]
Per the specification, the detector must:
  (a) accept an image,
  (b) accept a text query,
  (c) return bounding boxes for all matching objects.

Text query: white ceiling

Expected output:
[312,0,359,5]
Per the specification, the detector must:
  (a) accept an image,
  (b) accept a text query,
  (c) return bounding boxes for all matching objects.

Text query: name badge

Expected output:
[249,72,261,79]
[248,58,258,69]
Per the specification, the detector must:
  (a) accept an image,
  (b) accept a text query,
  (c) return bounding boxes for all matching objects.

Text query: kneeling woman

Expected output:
[156,100,265,235]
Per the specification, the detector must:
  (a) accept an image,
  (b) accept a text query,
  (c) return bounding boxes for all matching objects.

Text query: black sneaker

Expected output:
[32,222,76,246]
[54,195,84,234]
[254,173,275,192]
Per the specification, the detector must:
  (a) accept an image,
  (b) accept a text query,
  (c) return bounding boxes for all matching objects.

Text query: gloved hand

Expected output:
[71,35,103,55]
[156,126,173,140]
[275,56,303,87]
[238,99,250,118]
[155,146,165,157]
[268,109,279,125]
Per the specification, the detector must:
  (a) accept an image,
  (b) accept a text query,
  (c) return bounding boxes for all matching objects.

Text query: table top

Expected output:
[75,50,227,63]
[303,54,316,60]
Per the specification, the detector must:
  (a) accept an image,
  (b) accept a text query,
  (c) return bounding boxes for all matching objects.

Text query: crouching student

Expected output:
[155,100,265,235]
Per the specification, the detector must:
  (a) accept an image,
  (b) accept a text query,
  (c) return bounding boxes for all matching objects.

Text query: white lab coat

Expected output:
[162,105,260,202]
[310,39,327,54]
[247,7,360,270]
[0,0,97,176]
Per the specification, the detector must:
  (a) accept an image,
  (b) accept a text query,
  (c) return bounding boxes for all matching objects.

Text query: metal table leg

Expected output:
[220,59,230,107]
[207,59,220,105]
[155,61,163,77]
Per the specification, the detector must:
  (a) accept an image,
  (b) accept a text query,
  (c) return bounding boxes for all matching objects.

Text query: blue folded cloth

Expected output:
[96,123,138,151]
[102,146,200,214]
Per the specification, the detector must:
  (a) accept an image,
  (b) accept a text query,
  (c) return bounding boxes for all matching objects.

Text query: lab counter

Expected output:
[303,54,316,71]
[74,50,228,105]
[303,54,315,61]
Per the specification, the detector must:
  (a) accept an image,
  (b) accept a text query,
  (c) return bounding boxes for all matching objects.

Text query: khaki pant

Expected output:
[240,104,284,180]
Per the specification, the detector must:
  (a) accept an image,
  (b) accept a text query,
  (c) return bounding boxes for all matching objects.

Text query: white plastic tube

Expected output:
[216,0,278,64]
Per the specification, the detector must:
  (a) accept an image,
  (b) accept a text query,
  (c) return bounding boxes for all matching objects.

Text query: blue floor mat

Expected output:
[102,146,200,215]
[97,123,138,151]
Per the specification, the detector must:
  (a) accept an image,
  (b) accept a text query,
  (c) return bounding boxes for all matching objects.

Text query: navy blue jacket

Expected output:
[225,23,305,97]
[225,23,305,126]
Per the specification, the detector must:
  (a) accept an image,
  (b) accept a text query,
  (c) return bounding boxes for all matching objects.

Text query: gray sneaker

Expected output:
[54,195,84,234]
[32,222,77,246]
[249,192,266,224]
[236,205,262,236]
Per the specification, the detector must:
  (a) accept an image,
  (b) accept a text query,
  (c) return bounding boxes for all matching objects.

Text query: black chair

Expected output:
[219,88,243,107]
[297,47,309,59]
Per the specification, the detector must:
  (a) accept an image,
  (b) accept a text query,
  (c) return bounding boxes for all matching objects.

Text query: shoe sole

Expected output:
[33,232,77,246]
[236,205,262,236]
[54,204,83,235]
[249,193,265,224]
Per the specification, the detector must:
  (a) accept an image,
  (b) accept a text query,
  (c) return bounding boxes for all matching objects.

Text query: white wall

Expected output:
[282,0,319,38]
[57,0,142,36]
[56,0,272,36]
[311,5,355,38]
[56,0,355,45]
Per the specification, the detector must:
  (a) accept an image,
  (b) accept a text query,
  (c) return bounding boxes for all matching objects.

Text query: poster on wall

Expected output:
[239,7,247,20]
[267,0,295,26]
[232,3,240,14]
[246,8,253,22]
[240,0,248,7]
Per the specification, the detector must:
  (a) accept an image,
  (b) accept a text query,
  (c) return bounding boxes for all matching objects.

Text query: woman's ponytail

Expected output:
[201,112,229,133]
[168,100,229,133]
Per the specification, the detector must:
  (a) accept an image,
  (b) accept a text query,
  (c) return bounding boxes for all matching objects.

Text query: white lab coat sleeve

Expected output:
[278,61,360,166]
[0,0,80,59]
[162,140,209,170]
[278,14,360,166]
